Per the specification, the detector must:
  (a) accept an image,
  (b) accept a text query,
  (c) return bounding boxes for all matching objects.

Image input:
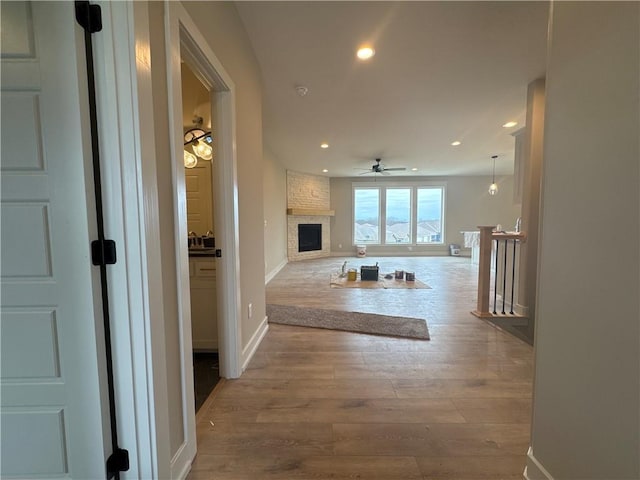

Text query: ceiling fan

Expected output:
[358,158,407,176]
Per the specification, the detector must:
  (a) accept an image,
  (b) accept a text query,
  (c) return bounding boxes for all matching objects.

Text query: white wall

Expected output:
[263,149,288,279]
[529,2,639,478]
[330,175,521,256]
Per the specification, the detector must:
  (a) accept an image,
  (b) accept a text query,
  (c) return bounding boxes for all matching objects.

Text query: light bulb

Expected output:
[184,150,197,168]
[488,183,499,195]
[193,140,213,160]
[356,46,375,60]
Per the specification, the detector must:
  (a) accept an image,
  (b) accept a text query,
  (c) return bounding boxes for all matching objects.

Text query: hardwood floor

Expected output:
[189,256,533,479]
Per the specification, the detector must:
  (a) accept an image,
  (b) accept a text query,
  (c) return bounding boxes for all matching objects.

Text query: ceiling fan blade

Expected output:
[383,167,406,171]
[359,171,373,175]
[381,170,391,176]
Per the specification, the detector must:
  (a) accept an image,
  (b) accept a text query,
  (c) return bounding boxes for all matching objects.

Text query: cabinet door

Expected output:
[190,259,217,350]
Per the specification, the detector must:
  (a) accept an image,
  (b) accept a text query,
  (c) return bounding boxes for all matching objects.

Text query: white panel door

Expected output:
[1,2,109,478]
[185,160,214,236]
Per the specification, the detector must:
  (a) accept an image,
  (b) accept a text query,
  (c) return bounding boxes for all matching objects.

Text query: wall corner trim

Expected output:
[524,447,554,480]
[265,259,288,285]
[242,316,269,371]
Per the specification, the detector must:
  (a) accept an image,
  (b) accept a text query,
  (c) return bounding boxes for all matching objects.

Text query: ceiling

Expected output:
[235,1,549,177]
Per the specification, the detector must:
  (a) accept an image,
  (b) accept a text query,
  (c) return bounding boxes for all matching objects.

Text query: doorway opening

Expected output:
[165,3,242,473]
[180,61,220,411]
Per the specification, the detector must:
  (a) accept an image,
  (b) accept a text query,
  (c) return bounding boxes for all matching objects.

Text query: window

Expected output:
[353,188,380,244]
[416,187,443,244]
[353,184,444,245]
[385,188,411,243]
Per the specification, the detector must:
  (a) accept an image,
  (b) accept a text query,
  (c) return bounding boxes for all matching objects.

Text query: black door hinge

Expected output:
[106,448,129,479]
[92,239,117,266]
[75,1,102,33]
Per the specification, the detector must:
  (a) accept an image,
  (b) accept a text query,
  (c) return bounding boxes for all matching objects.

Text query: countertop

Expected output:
[188,248,217,258]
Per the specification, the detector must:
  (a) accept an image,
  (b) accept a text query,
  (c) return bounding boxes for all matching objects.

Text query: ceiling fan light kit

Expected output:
[359,158,407,176]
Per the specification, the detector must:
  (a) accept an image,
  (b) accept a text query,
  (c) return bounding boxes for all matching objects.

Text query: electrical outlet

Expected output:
[248,303,253,319]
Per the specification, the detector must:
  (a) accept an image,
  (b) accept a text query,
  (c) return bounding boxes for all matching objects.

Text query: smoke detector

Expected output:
[295,85,309,97]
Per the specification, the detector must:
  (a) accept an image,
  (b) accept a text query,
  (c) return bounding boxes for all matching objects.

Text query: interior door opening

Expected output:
[180,61,221,412]
[165,6,242,472]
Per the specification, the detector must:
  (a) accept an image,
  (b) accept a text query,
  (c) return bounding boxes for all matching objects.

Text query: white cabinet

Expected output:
[189,256,218,351]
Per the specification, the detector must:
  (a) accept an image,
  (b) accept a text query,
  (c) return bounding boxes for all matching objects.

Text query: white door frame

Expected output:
[165,1,242,474]
[91,1,171,478]
[165,2,242,378]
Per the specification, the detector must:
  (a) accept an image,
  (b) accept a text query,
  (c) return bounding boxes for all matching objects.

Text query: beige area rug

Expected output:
[330,273,431,289]
[266,304,430,340]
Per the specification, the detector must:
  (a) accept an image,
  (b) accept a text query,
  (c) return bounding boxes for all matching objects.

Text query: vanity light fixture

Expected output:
[356,46,375,60]
[411,168,418,171]
[184,150,198,169]
[322,169,329,173]
[183,127,213,167]
[451,141,461,146]
[320,143,329,149]
[488,155,499,196]
[502,121,518,128]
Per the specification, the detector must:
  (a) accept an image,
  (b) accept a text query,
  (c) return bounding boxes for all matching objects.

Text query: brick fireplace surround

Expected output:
[286,171,334,261]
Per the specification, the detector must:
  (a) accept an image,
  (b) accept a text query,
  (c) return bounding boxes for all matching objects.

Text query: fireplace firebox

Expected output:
[298,224,322,252]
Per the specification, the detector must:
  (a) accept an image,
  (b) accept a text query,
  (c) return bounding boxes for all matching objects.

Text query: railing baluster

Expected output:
[510,239,517,314]
[493,239,499,314]
[472,227,525,320]
[501,239,508,314]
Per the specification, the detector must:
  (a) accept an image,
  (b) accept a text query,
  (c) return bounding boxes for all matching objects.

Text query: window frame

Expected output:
[352,182,446,246]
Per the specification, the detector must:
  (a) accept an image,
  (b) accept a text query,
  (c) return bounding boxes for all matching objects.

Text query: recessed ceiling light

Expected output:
[502,121,518,128]
[411,168,418,171]
[320,143,329,149]
[322,169,329,173]
[356,46,375,60]
[451,141,461,146]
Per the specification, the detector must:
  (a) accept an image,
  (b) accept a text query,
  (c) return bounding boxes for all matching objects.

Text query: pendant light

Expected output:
[488,155,498,196]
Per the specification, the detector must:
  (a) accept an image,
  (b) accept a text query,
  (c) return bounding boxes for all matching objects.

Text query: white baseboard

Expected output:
[170,440,195,480]
[329,251,452,257]
[524,447,554,480]
[242,316,269,371]
[265,258,288,284]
